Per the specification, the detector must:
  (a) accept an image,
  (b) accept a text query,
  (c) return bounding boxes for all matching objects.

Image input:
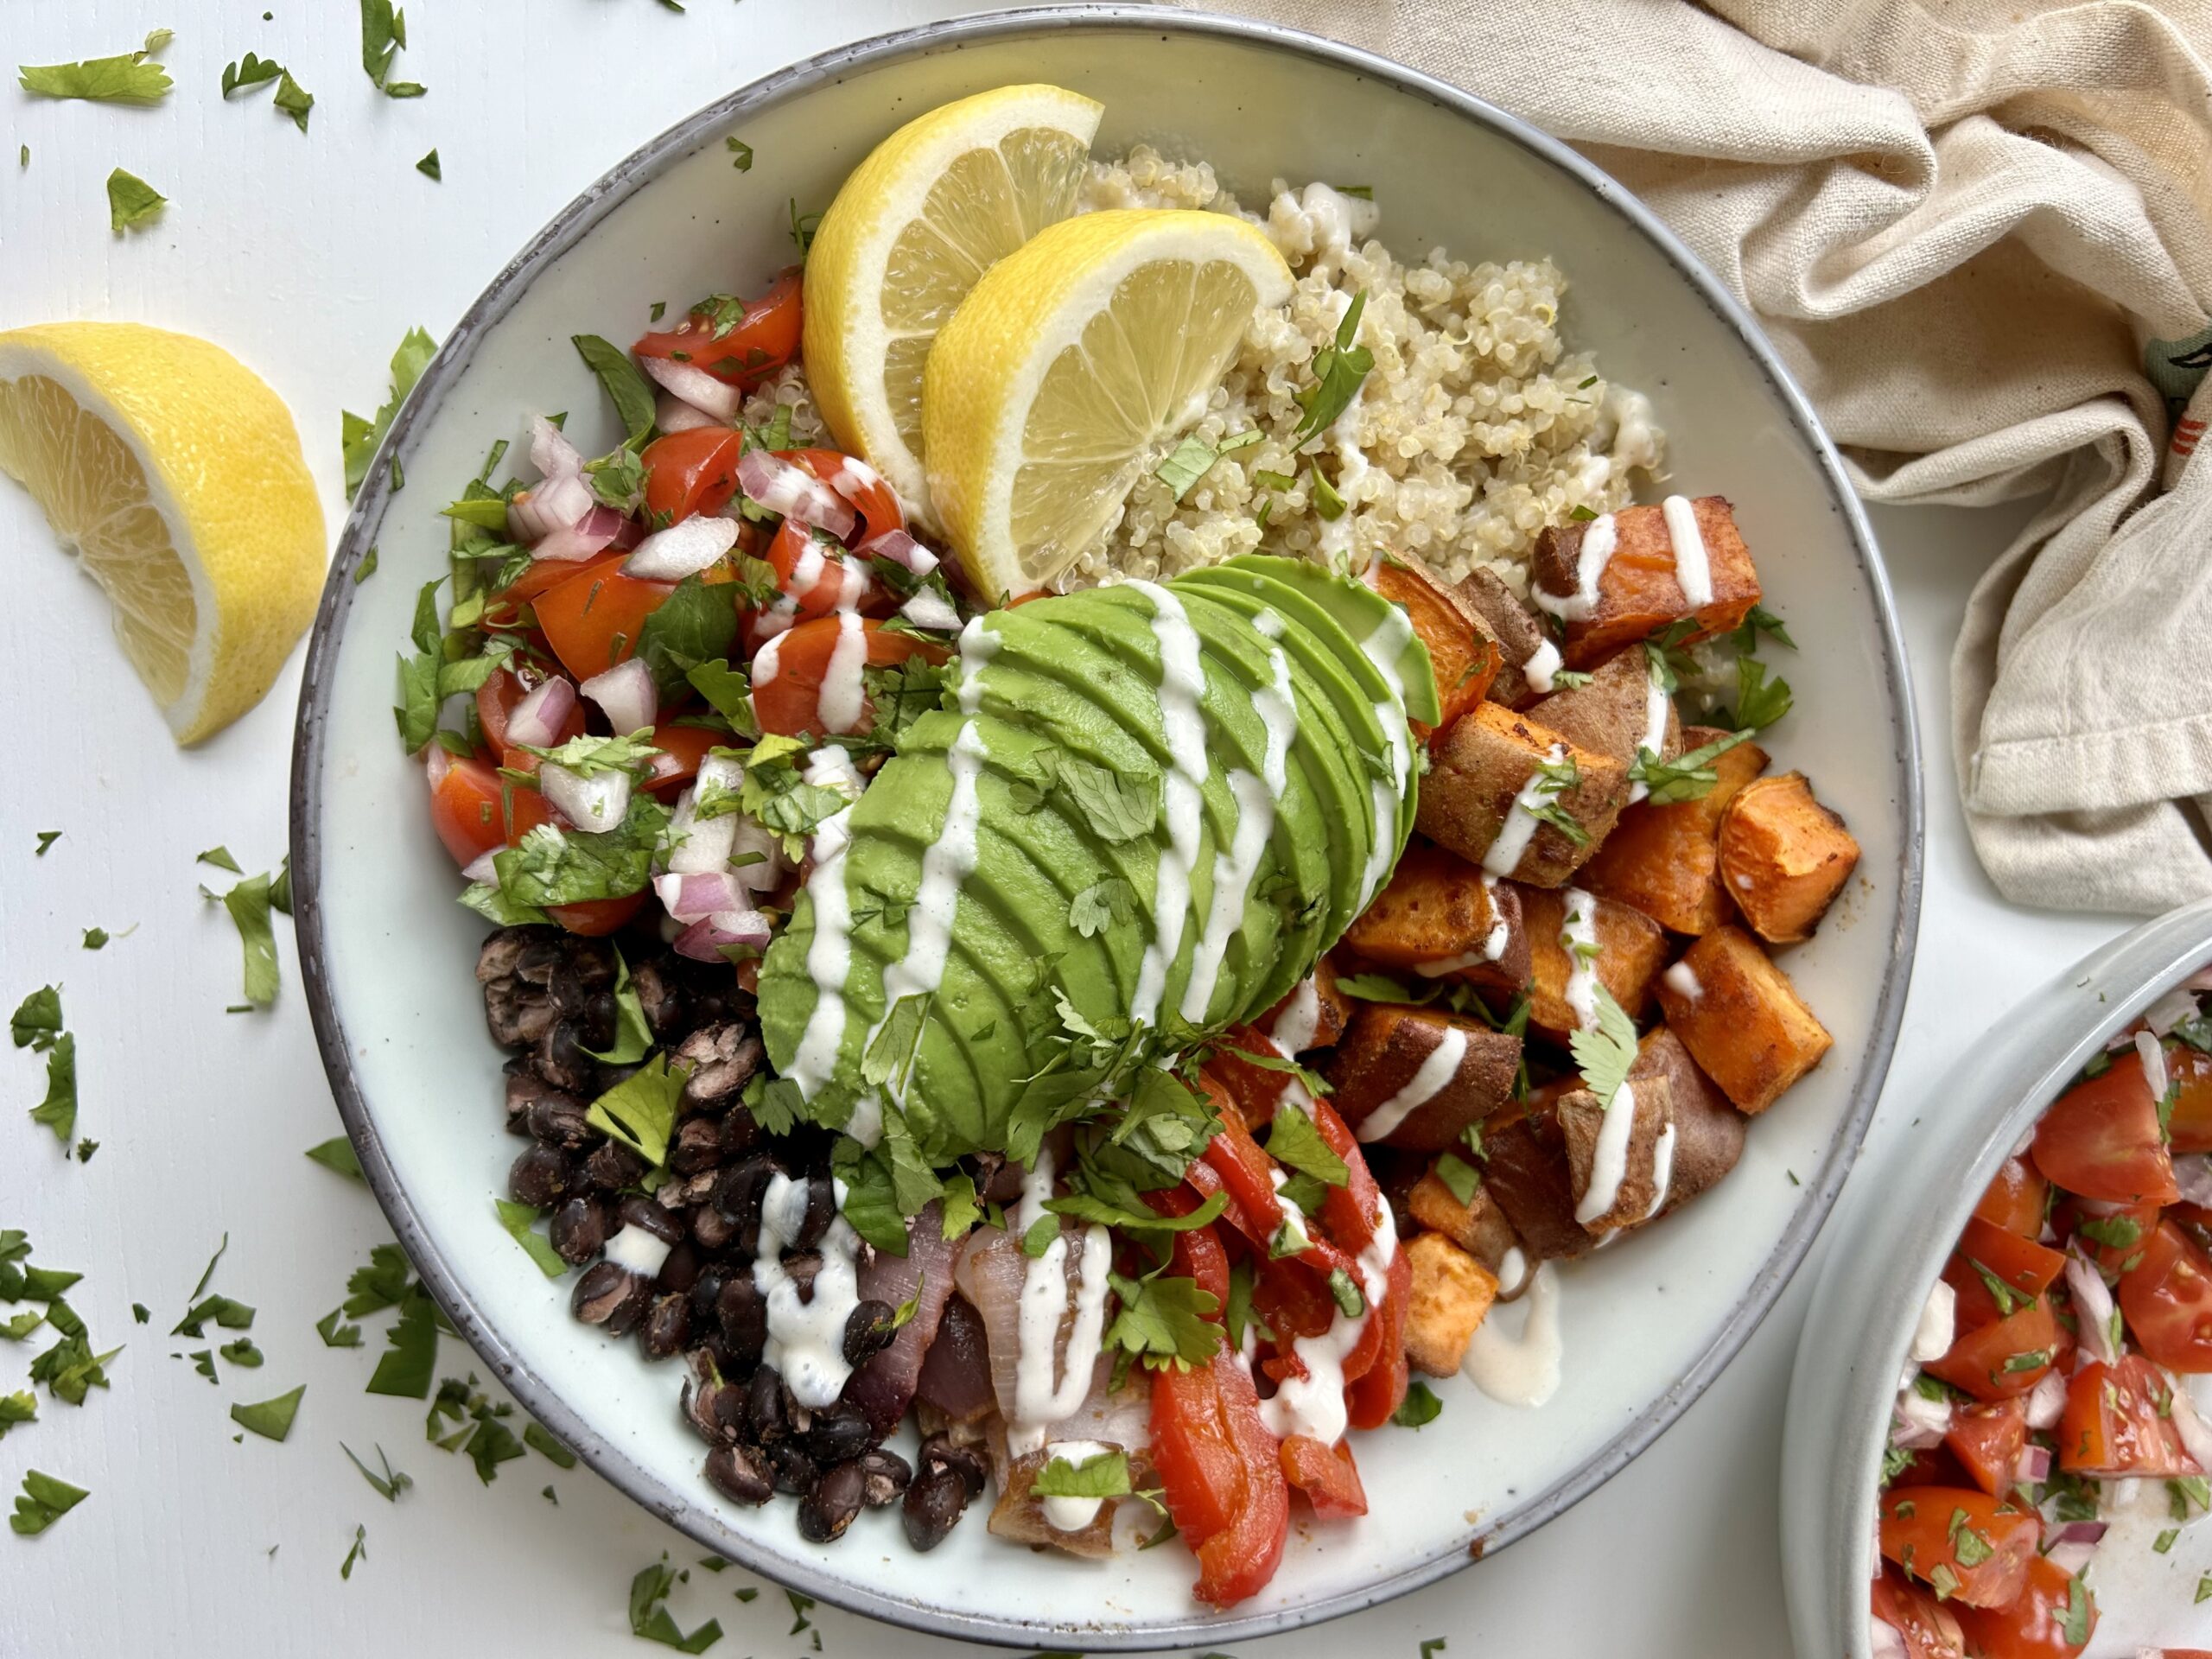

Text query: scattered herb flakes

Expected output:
[19,31,175,104]
[10,1470,88,1535]
[365,1289,439,1397]
[1154,428,1261,501]
[0,1391,35,1439]
[359,0,422,94]
[105,169,167,234]
[353,546,380,584]
[1262,1102,1348,1188]
[172,1294,254,1338]
[785,1589,816,1633]
[542,1484,557,1504]
[315,1307,364,1349]
[1420,1642,1447,1659]
[1392,1379,1444,1428]
[493,1199,567,1278]
[219,869,282,1008]
[1567,985,1638,1108]
[342,1441,413,1502]
[29,1033,78,1145]
[1293,289,1375,442]
[340,1523,367,1580]
[34,832,60,856]
[631,1555,724,1652]
[221,53,313,131]
[230,1382,306,1441]
[524,1421,575,1468]
[570,334,658,444]
[341,325,436,499]
[732,1586,758,1602]
[219,1337,264,1368]
[80,929,110,951]
[416,149,442,181]
[305,1136,365,1182]
[726,136,752,170]
[73,1139,96,1164]
[10,985,62,1051]
[1103,1271,1222,1368]
[197,846,243,874]
[585,1053,690,1169]
[130,1304,149,1325]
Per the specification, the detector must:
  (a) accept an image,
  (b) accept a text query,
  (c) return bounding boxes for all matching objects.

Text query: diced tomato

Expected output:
[485,548,625,630]
[535,560,678,682]
[632,269,803,387]
[1950,1554,2094,1659]
[1974,1155,2051,1238]
[2118,1219,2212,1372]
[780,447,905,550]
[496,747,555,842]
[1253,1260,1338,1346]
[747,519,879,645]
[429,755,507,867]
[1148,1189,1231,1313]
[1886,1444,1971,1491]
[641,427,746,524]
[1925,1296,2057,1402]
[2031,1052,2180,1205]
[2057,1355,2201,1477]
[1945,1398,2027,1498]
[749,615,946,740]
[1878,1486,2038,1608]
[642,724,721,795]
[2053,1194,2164,1277]
[2171,1043,2212,1154]
[1149,1349,1288,1607]
[1281,1433,1368,1519]
[1872,1568,1967,1659]
[1945,1217,2067,1331]
[546,893,646,938]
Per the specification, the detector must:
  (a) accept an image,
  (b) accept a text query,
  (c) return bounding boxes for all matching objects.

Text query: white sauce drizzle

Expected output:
[789,804,857,1100]
[789,539,827,601]
[843,1091,883,1150]
[602,1224,671,1280]
[817,609,869,735]
[1180,638,1296,1023]
[1128,581,1211,1030]
[1575,1080,1639,1225]
[1258,1178,1398,1445]
[1357,1024,1467,1143]
[1661,495,1713,607]
[754,1173,861,1408]
[1354,601,1418,912]
[1560,887,1602,1032]
[1483,742,1566,878]
[1522,636,1562,696]
[1625,665,1672,804]
[751,632,785,689]
[1643,1123,1677,1221]
[1038,1438,1113,1534]
[1494,1246,1529,1296]
[1532,514,1616,623]
[1269,977,1322,1056]
[1663,962,1702,1001]
[1009,1147,1115,1456]
[1463,1259,1562,1408]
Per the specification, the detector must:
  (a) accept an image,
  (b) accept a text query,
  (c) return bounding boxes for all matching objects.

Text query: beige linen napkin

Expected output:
[1181,0,2212,912]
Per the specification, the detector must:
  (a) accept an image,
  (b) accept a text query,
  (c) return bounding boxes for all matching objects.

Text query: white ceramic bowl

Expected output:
[291,8,1920,1646]
[1783,897,2212,1658]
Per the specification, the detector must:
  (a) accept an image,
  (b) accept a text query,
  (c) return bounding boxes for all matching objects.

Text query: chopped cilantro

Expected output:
[416,149,441,181]
[35,831,60,855]
[19,32,173,104]
[1262,1103,1349,1188]
[628,1556,728,1650]
[364,1290,439,1398]
[493,1200,568,1278]
[1567,985,1638,1108]
[304,1136,365,1182]
[1392,1379,1443,1428]
[230,1382,306,1441]
[342,326,435,499]
[1630,728,1753,805]
[219,869,282,1008]
[220,53,312,130]
[1293,290,1375,442]
[571,334,657,442]
[1103,1272,1222,1369]
[1032,1446,1135,1504]
[105,168,166,233]
[1154,429,1262,501]
[1070,878,1137,939]
[585,1053,691,1169]
[343,1442,413,1502]
[0,1391,34,1439]
[340,1523,367,1580]
[1433,1150,1482,1206]
[9,1470,88,1535]
[359,0,421,95]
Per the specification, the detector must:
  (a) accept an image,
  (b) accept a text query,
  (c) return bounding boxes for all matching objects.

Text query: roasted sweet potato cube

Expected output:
[1478,1110,1589,1261]
[1454,566,1549,710]
[1529,645,1680,777]
[1415,703,1625,887]
[1632,1026,1745,1215]
[1260,957,1352,1054]
[1371,557,1500,734]
[1516,884,1669,1038]
[1653,925,1831,1113]
[1324,1004,1522,1152]
[1529,497,1762,670]
[1402,1232,1500,1376]
[1339,841,1531,995]
[1408,1168,1522,1270]
[1578,726,1770,934]
[1558,1077,1675,1236]
[1717,772,1861,944]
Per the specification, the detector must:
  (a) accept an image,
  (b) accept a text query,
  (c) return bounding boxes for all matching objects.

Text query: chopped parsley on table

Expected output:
[105,169,166,234]
[18,31,173,105]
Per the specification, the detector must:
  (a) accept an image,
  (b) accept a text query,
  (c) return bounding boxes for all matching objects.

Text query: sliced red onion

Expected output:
[728,816,785,893]
[541,762,629,831]
[2145,986,2202,1037]
[2014,1443,2052,1487]
[507,472,595,544]
[425,742,453,791]
[673,908,772,962]
[505,677,576,751]
[461,849,500,884]
[860,525,938,574]
[640,355,742,423]
[528,502,637,564]
[579,658,658,736]
[654,389,721,435]
[738,449,856,538]
[655,870,748,925]
[2024,1368,2068,1430]
[529,415,584,480]
[2169,1376,2212,1470]
[2065,1248,2120,1367]
[624,515,740,581]
[2044,1537,2099,1578]
[898,587,962,633]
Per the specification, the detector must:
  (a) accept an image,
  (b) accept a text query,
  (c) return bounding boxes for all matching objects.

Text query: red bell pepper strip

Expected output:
[1150,1349,1289,1607]
[1281,1433,1369,1520]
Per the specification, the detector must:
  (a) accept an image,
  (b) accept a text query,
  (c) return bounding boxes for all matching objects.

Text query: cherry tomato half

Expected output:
[1974,1155,2050,1238]
[2057,1354,2201,1477]
[632,269,803,388]
[1951,1554,2095,1659]
[535,562,679,682]
[2171,1043,2212,1155]
[2031,1052,2179,1205]
[1945,1217,2066,1332]
[1872,1568,1967,1659]
[1878,1486,2037,1608]
[429,755,506,868]
[749,614,946,740]
[1925,1296,2057,1402]
[641,427,746,524]
[2118,1220,2212,1372]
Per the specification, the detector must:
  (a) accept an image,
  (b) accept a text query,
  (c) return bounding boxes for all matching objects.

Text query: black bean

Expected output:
[720,1106,762,1161]
[618,1195,686,1245]
[690,1202,738,1253]
[477,925,556,986]
[512,935,566,987]
[656,1239,702,1296]
[713,1156,779,1255]
[918,1433,988,1498]
[900,1465,969,1552]
[483,976,556,1051]
[534,1019,600,1096]
[807,1402,872,1465]
[858,1446,912,1509]
[575,988,620,1052]
[668,1116,726,1176]
[522,1094,594,1151]
[841,1300,897,1368]
[789,1175,836,1251]
[672,1022,763,1105]
[768,1439,817,1497]
[507,1144,573,1210]
[581,1139,648,1193]
[779,1253,822,1303]
[572,1262,652,1331]
[688,1265,728,1324]
[680,1353,734,1446]
[746,1364,788,1442]
[716,1279,767,1371]
[703,1443,774,1506]
[639,1293,692,1360]
[550,1194,616,1265]
[798,1460,867,1543]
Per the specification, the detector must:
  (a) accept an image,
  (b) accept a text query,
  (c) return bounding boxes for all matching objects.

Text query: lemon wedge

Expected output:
[802,84,1104,522]
[923,209,1293,599]
[0,322,326,744]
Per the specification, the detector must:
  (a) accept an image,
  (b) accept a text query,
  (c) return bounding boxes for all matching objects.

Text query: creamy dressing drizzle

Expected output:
[1661,495,1713,607]
[1560,887,1601,1032]
[754,1173,861,1408]
[1269,977,1323,1056]
[1662,962,1701,1001]
[1532,514,1616,622]
[1625,666,1672,804]
[1357,1024,1467,1143]
[1038,1438,1113,1533]
[1128,581,1212,1029]
[817,609,870,735]
[1483,743,1566,877]
[1522,636,1563,696]
[789,803,858,1100]
[602,1224,671,1279]
[1010,1146,1114,1457]
[1643,1123,1677,1221]
[1575,1080,1639,1224]
[1463,1259,1562,1408]
[1179,638,1297,1023]
[1257,1166,1398,1445]
[751,631,785,689]
[790,539,827,601]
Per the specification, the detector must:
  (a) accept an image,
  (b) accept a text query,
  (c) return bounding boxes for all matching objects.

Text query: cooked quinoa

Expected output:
[748,143,1666,596]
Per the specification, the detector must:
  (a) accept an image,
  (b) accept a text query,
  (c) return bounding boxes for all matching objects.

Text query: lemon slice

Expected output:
[924,209,1293,598]
[0,322,326,744]
[802,84,1104,522]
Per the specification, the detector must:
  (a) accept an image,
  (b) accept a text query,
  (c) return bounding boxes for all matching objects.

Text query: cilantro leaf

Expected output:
[1032,1447,1134,1502]
[1154,429,1262,501]
[220,870,282,1008]
[340,1524,367,1580]
[9,1470,88,1535]
[629,1556,725,1653]
[1069,878,1137,939]
[1567,984,1637,1108]
[305,1136,365,1182]
[230,1383,306,1441]
[1293,290,1374,442]
[359,0,420,94]
[737,740,849,855]
[585,1053,690,1169]
[1103,1272,1222,1369]
[20,33,173,104]
[1433,1150,1482,1206]
[221,54,313,130]
[684,659,761,740]
[1045,1187,1229,1236]
[1054,754,1160,843]
[342,326,436,499]
[1729,602,1796,654]
[1630,728,1753,805]
[343,1442,412,1502]
[1716,656,1793,733]
[1263,1102,1349,1188]
[416,149,442,181]
[316,1308,364,1348]
[30,1033,77,1145]
[1393,1378,1444,1427]
[491,794,669,910]
[634,575,740,695]
[571,334,657,443]
[494,1200,568,1278]
[105,168,166,234]
[365,1289,439,1398]
[35,831,60,855]
[0,1391,35,1439]
[11,984,61,1052]
[524,1421,576,1467]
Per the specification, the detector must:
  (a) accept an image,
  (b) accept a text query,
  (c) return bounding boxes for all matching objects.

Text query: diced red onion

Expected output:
[461,849,500,883]
[625,514,740,581]
[864,526,939,575]
[673,908,772,962]
[2044,1537,2099,1577]
[654,389,721,435]
[1868,1621,1908,1659]
[1891,1385,1950,1449]
[579,658,658,736]
[541,763,629,831]
[640,355,743,423]
[2065,1248,2120,1366]
[529,415,584,480]
[2187,968,2212,992]
[655,870,748,925]
[505,677,576,751]
[2169,1376,2212,1470]
[425,742,452,791]
[507,472,596,545]
[738,449,856,538]
[529,502,636,564]
[2024,1369,2068,1429]
[2145,986,2202,1036]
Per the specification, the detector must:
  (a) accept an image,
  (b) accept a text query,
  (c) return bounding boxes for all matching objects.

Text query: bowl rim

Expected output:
[1786,897,2212,1657]
[288,4,1924,1646]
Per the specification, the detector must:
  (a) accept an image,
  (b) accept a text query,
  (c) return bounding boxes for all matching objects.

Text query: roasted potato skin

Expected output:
[1516,884,1669,1038]
[1407,1169,1522,1269]
[1716,772,1861,943]
[1652,925,1833,1114]
[1371,557,1501,734]
[1631,1026,1745,1215]
[1324,1003,1522,1152]
[1340,841,1530,992]
[1478,1109,1591,1261]
[1415,703,1626,887]
[1402,1232,1500,1376]
[1455,566,1549,709]
[1577,725,1769,934]
[1529,496,1762,669]
[1558,1076,1673,1236]
[1528,645,1681,776]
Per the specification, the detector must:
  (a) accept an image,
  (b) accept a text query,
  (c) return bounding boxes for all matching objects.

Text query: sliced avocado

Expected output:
[1223,552,1441,728]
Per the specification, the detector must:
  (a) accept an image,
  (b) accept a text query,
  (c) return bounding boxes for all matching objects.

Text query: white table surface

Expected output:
[0,3,2139,1653]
